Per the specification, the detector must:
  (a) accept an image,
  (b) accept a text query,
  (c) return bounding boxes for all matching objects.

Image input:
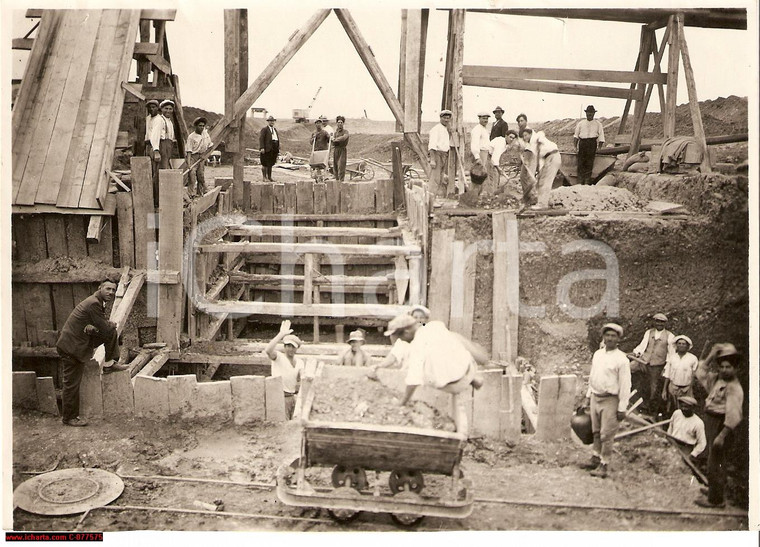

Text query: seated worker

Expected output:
[264,320,304,419]
[667,396,707,460]
[394,315,487,435]
[409,305,431,325]
[339,329,371,367]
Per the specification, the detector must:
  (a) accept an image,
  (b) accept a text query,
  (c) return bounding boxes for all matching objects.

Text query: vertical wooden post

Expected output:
[115,192,135,268]
[408,255,421,305]
[157,170,183,348]
[664,15,680,139]
[677,16,712,173]
[403,10,423,134]
[614,55,641,145]
[445,9,465,195]
[417,9,429,132]
[492,212,518,362]
[396,10,408,134]
[224,10,245,208]
[629,27,654,156]
[391,142,404,207]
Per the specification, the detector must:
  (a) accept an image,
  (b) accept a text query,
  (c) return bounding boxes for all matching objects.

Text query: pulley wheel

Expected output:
[331,465,368,490]
[388,469,424,494]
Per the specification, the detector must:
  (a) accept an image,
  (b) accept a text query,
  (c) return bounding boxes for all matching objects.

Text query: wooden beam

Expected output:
[462,65,667,85]
[229,272,393,288]
[135,351,170,379]
[133,42,160,56]
[463,75,645,101]
[115,192,135,268]
[140,10,177,21]
[678,16,712,173]
[109,272,146,336]
[128,349,155,378]
[428,229,454,324]
[197,241,421,256]
[209,10,331,147]
[224,9,241,154]
[12,38,34,50]
[25,9,43,18]
[86,215,105,244]
[156,170,184,348]
[246,213,396,222]
[628,27,654,155]
[226,224,401,238]
[196,300,411,319]
[664,15,680,139]
[403,10,422,132]
[396,10,408,133]
[492,212,519,361]
[146,53,171,75]
[614,55,641,144]
[12,265,122,284]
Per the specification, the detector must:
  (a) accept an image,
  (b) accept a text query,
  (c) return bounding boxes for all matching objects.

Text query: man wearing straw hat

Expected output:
[661,334,698,415]
[264,320,305,419]
[185,116,212,196]
[581,323,631,478]
[573,105,605,185]
[339,329,371,367]
[259,115,280,182]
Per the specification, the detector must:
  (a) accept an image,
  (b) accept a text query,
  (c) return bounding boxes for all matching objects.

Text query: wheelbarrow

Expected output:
[328,159,375,181]
[309,134,332,183]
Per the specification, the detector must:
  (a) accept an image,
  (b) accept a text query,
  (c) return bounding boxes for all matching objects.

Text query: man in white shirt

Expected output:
[573,105,605,185]
[662,334,699,414]
[427,110,453,198]
[667,396,707,459]
[631,312,675,417]
[143,100,160,156]
[470,112,493,195]
[519,128,561,210]
[185,117,212,196]
[264,320,304,419]
[149,99,177,206]
[582,323,631,478]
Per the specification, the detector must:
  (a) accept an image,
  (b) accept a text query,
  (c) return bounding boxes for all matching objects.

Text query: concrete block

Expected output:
[36,376,59,416]
[231,375,266,425]
[499,374,522,443]
[536,374,578,441]
[12,371,38,410]
[102,369,134,417]
[472,369,502,438]
[193,381,232,420]
[168,375,198,417]
[133,376,170,418]
[265,376,287,422]
[79,360,103,418]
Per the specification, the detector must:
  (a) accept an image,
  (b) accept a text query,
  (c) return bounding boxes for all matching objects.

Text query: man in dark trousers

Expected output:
[55,281,126,426]
[573,105,605,184]
[259,115,280,182]
[694,343,744,508]
[332,116,349,181]
[630,312,675,417]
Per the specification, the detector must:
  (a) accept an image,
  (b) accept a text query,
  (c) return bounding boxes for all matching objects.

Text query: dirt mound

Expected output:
[310,376,455,431]
[549,186,646,211]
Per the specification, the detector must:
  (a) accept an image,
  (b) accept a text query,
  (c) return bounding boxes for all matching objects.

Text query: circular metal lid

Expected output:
[14,468,124,515]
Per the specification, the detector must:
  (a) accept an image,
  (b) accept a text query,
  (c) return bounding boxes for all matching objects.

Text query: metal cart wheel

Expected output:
[406,168,421,180]
[359,163,375,181]
[390,512,425,527]
[388,469,424,494]
[331,465,368,489]
[327,508,363,523]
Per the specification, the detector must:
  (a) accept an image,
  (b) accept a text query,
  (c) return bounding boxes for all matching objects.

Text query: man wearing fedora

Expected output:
[573,105,605,184]
[339,329,371,367]
[264,320,305,419]
[259,115,280,182]
[428,110,453,198]
[185,116,212,196]
[694,343,744,508]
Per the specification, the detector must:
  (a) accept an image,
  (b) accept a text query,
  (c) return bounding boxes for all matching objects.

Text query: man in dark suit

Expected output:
[259,115,280,182]
[56,281,125,426]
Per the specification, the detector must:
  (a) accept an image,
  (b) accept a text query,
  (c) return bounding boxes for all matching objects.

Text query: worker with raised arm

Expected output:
[264,320,305,419]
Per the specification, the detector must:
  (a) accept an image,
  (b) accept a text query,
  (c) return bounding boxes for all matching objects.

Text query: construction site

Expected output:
[5,7,756,534]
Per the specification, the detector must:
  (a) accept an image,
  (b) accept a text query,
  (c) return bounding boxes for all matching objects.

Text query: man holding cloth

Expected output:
[582,323,631,478]
[427,110,453,198]
[259,115,280,182]
[573,105,605,184]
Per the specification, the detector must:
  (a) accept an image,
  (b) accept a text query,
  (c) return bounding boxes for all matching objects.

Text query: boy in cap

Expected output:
[259,115,280,182]
[427,110,453,198]
[573,105,605,184]
[631,312,676,417]
[339,329,371,367]
[264,320,305,419]
[144,100,160,156]
[185,117,212,196]
[409,305,431,325]
[582,323,631,478]
[661,334,698,415]
[694,343,744,508]
[667,396,707,459]
[332,116,349,181]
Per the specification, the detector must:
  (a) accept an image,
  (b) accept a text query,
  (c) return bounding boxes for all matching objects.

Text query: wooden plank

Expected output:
[229,272,392,287]
[197,300,410,319]
[228,224,401,239]
[272,183,285,214]
[326,180,340,214]
[391,142,404,207]
[396,10,407,133]
[313,183,328,215]
[224,9,241,154]
[136,351,171,378]
[35,11,102,205]
[678,16,712,172]
[87,217,113,265]
[295,180,314,214]
[463,75,644,101]
[259,183,274,213]
[116,192,135,267]
[196,186,223,215]
[43,216,68,258]
[140,9,177,21]
[22,285,55,345]
[110,272,146,336]
[628,27,653,156]
[463,65,667,85]
[56,10,120,208]
[130,156,156,270]
[403,10,422,132]
[86,215,104,243]
[15,11,82,205]
[428,229,454,324]
[51,284,75,332]
[12,284,29,344]
[283,182,297,214]
[664,15,680,139]
[492,212,518,361]
[209,10,331,146]
[393,256,409,305]
[375,179,394,213]
[157,170,184,348]
[14,216,48,262]
[303,254,314,305]
[133,42,159,56]
[12,38,34,50]
[198,241,421,256]
[449,240,476,338]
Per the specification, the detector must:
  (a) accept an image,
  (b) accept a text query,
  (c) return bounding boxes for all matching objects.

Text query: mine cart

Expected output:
[276,371,474,526]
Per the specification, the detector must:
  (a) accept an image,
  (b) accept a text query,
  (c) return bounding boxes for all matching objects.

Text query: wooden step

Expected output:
[195,300,410,319]
[226,224,402,239]
[197,241,421,257]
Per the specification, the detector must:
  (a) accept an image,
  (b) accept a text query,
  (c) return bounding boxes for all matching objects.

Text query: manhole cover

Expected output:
[14,468,124,515]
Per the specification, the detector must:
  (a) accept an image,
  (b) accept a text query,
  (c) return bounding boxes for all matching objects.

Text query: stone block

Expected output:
[499,374,522,444]
[265,376,287,422]
[12,371,38,410]
[102,369,134,417]
[168,375,198,417]
[79,360,103,418]
[193,381,232,420]
[472,369,503,438]
[133,376,170,418]
[36,376,59,416]
[231,375,266,425]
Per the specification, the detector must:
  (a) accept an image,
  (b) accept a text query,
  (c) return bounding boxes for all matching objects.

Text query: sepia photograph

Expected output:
[1,1,757,543]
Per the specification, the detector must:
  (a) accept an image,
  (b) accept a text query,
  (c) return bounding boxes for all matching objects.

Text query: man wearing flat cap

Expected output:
[661,334,698,415]
[332,116,350,181]
[265,320,304,419]
[259,115,280,182]
[470,112,493,196]
[582,323,631,478]
[631,312,675,417]
[185,117,212,196]
[149,99,178,206]
[667,396,706,460]
[143,100,160,157]
[428,110,453,198]
[573,105,605,185]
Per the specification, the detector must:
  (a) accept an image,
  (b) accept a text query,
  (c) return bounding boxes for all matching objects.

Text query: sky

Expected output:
[8,3,755,124]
